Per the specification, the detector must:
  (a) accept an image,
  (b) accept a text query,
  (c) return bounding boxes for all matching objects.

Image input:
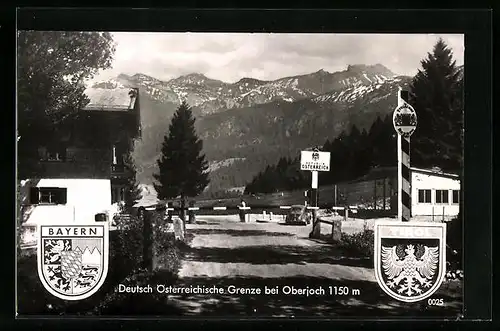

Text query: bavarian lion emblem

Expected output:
[374,221,446,302]
[37,224,109,301]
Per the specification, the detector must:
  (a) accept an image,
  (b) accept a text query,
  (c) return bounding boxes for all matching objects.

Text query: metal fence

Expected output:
[336,177,396,211]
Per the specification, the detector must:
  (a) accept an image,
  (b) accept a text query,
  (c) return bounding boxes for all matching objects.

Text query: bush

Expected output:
[338,228,375,258]
[94,213,186,315]
[154,238,181,273]
[91,269,182,315]
[111,213,145,276]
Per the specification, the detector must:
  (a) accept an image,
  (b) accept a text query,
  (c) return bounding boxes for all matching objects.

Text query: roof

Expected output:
[354,166,397,182]
[83,87,138,111]
[410,167,460,179]
[349,166,460,183]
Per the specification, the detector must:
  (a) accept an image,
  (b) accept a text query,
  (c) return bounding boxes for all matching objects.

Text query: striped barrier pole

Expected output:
[398,131,411,222]
[393,88,417,222]
[149,204,304,211]
[310,169,321,238]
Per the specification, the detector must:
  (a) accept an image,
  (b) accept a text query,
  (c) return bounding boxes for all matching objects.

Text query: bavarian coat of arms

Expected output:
[374,221,446,302]
[37,223,109,300]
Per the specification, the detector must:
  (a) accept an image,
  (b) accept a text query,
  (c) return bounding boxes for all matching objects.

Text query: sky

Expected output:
[91,33,464,84]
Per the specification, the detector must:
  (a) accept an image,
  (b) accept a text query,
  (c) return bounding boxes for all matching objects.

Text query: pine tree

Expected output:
[344,125,361,180]
[357,128,373,173]
[123,151,142,213]
[380,114,398,167]
[368,116,385,167]
[153,101,210,220]
[410,38,463,171]
[330,131,348,183]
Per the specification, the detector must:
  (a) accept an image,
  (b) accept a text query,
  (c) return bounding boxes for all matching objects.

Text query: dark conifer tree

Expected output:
[368,116,385,167]
[344,125,361,180]
[330,130,348,183]
[410,38,463,171]
[357,128,373,174]
[153,101,209,221]
[380,114,398,167]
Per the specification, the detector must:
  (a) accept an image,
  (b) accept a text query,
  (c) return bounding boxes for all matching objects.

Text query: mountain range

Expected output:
[88,64,449,193]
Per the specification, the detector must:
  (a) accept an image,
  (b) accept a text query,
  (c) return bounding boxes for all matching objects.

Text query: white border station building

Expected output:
[410,167,460,218]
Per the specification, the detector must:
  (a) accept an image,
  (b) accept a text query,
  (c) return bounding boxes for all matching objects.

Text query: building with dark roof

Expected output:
[19,87,142,239]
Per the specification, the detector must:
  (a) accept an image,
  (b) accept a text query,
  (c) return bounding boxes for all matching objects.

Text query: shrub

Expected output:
[339,229,375,258]
[94,213,186,315]
[111,213,145,276]
[152,222,181,273]
[91,269,182,315]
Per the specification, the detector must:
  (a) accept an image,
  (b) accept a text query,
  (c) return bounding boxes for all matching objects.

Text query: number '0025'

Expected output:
[427,298,444,306]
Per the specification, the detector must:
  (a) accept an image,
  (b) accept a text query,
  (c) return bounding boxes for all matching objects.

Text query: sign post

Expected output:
[392,88,417,222]
[374,90,447,303]
[300,148,330,238]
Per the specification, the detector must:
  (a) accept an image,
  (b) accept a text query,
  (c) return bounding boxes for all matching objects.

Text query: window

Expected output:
[452,190,460,204]
[47,152,62,161]
[435,190,449,204]
[418,189,432,203]
[111,186,125,204]
[30,187,67,205]
[112,144,126,165]
[45,146,66,161]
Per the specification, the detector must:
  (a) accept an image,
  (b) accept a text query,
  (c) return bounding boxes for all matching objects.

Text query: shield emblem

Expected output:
[37,223,109,301]
[374,221,446,303]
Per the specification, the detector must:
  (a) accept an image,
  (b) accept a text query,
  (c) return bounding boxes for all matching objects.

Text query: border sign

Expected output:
[300,150,330,171]
[393,103,417,138]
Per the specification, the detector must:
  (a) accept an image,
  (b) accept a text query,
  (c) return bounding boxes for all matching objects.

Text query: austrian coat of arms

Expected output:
[374,221,446,302]
[37,223,109,301]
[392,103,418,138]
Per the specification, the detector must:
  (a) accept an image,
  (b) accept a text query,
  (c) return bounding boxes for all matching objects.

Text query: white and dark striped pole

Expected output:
[310,169,321,237]
[398,121,411,222]
[393,88,417,222]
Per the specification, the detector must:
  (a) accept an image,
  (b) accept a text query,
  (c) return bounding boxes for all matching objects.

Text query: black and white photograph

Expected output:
[16,30,464,317]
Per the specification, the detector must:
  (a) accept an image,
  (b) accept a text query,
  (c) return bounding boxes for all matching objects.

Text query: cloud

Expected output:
[94,33,464,83]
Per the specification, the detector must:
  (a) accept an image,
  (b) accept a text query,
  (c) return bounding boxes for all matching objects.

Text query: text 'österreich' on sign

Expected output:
[300,151,331,172]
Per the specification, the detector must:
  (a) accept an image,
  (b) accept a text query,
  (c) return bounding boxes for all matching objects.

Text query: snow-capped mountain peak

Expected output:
[89,63,398,115]
[312,75,409,104]
[169,73,215,86]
